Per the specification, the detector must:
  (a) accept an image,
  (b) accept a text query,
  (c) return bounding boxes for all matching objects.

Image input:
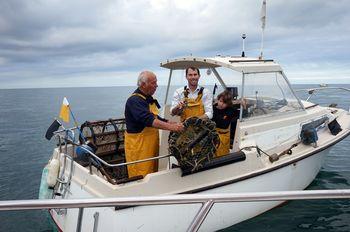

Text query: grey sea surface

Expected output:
[0,84,349,231]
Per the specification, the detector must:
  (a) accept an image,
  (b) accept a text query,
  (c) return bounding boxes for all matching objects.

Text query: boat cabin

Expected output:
[157,55,305,167]
[160,55,304,122]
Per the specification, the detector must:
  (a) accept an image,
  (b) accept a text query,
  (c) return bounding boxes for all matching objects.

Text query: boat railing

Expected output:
[295,87,350,102]
[54,132,171,169]
[52,131,174,188]
[1,189,350,232]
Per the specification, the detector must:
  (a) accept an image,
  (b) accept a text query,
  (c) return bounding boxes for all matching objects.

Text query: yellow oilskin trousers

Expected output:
[215,127,230,157]
[180,92,205,122]
[125,93,159,178]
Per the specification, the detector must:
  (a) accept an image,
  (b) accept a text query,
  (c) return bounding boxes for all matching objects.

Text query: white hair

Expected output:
[137,71,156,87]
[137,71,148,87]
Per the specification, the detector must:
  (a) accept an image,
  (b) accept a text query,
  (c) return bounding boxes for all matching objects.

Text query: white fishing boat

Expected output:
[39,54,350,231]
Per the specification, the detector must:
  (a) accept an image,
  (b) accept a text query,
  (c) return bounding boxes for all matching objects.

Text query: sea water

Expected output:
[0,85,349,232]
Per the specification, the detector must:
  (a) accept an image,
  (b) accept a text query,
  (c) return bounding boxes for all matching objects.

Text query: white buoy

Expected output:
[47,154,60,188]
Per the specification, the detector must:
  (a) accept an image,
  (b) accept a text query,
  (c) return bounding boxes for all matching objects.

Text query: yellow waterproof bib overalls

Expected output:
[125,93,160,178]
[215,127,230,157]
[180,87,205,122]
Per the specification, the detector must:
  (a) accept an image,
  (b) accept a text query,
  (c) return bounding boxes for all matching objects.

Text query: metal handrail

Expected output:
[1,190,350,232]
[2,190,350,211]
[295,87,350,102]
[295,87,350,92]
[79,145,171,168]
[55,133,171,169]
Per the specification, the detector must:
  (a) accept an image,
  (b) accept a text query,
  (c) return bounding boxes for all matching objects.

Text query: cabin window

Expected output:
[210,67,242,98]
[242,71,303,119]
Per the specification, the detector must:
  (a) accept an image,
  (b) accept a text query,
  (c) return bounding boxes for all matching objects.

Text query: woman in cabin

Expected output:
[212,90,241,157]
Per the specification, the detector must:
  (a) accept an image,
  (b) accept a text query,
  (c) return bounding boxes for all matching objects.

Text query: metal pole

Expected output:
[295,87,350,93]
[1,190,350,211]
[241,34,246,57]
[76,207,84,232]
[62,155,74,197]
[260,0,266,59]
[294,87,350,102]
[93,212,99,232]
[187,200,214,232]
[239,72,245,121]
[260,29,264,59]
[164,69,173,105]
[211,68,227,89]
[79,145,171,168]
[280,71,305,110]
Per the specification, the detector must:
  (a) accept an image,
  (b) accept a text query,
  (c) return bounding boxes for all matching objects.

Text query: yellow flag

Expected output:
[59,97,70,123]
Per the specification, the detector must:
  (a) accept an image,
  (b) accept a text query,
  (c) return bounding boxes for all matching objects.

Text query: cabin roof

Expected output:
[160,56,282,73]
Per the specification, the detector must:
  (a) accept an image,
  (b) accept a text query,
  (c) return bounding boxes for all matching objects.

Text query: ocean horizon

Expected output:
[1,81,350,90]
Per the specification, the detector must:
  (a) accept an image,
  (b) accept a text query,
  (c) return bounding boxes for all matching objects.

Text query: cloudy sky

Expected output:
[0,0,349,89]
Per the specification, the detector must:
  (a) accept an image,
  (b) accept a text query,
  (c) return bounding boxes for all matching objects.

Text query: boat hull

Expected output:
[50,147,329,232]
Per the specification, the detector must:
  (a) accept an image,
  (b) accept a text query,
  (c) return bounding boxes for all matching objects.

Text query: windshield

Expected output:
[242,72,303,119]
[211,67,242,99]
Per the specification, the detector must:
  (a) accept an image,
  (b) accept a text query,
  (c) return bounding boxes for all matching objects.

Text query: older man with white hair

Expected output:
[124,70,183,178]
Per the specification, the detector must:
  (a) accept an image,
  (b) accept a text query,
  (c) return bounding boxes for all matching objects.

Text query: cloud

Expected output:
[0,0,349,88]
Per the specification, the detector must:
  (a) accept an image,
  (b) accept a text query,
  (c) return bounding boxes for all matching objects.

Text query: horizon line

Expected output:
[1,83,349,90]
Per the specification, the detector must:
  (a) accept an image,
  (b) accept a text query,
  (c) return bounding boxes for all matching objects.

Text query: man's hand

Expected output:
[177,101,186,110]
[152,119,184,132]
[199,114,209,120]
[169,122,184,132]
[171,101,186,116]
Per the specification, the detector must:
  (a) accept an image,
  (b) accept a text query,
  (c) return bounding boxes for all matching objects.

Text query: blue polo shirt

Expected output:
[124,88,167,133]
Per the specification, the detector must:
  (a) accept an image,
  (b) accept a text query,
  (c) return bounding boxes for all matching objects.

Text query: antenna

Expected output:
[241,33,246,57]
